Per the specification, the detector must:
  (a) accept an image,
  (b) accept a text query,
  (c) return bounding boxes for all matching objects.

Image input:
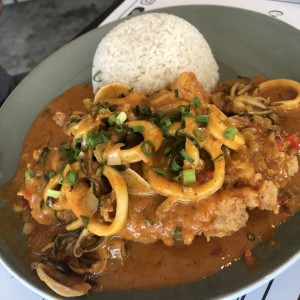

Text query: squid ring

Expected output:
[145,139,225,202]
[119,120,163,163]
[208,104,245,151]
[84,165,128,236]
[253,79,300,111]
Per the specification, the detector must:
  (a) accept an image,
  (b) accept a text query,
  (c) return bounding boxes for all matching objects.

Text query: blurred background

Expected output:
[0,0,119,76]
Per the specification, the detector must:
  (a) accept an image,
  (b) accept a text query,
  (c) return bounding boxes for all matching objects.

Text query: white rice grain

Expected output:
[92,13,219,93]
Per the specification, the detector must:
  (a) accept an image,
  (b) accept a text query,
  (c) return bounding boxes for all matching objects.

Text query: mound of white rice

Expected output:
[92,13,219,93]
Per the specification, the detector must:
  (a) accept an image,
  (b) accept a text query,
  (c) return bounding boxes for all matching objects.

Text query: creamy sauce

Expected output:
[1,83,300,291]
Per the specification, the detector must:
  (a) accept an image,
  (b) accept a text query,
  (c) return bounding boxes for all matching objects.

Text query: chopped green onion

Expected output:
[116,112,127,125]
[160,116,172,127]
[75,137,82,144]
[67,170,78,186]
[25,169,35,181]
[80,215,90,228]
[175,129,185,141]
[224,126,239,141]
[48,170,57,179]
[153,110,164,119]
[170,155,183,172]
[183,169,196,184]
[132,125,144,133]
[92,70,102,82]
[180,149,195,163]
[59,144,80,163]
[46,189,61,199]
[99,108,106,114]
[192,97,202,107]
[149,117,159,126]
[114,124,123,133]
[173,174,181,182]
[174,89,179,98]
[195,115,209,124]
[161,124,169,136]
[182,112,193,118]
[151,167,167,176]
[86,130,110,147]
[108,114,117,126]
[172,228,183,244]
[163,146,172,156]
[141,140,155,157]
[177,104,190,113]
[193,129,206,142]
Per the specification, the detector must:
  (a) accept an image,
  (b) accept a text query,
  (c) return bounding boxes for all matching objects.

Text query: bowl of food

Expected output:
[0,5,300,300]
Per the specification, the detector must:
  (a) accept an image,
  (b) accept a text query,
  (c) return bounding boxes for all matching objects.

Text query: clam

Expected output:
[94,83,131,102]
[34,263,91,297]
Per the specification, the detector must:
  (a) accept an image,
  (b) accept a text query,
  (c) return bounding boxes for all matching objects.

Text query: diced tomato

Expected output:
[205,171,214,180]
[285,134,300,150]
[210,247,224,257]
[244,248,255,264]
[244,248,252,258]
[196,171,214,183]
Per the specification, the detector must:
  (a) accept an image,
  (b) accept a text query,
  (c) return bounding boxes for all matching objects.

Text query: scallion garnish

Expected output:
[182,112,193,118]
[174,89,179,98]
[192,97,202,107]
[224,126,239,141]
[160,116,172,127]
[173,228,183,244]
[163,146,172,156]
[193,129,206,142]
[132,125,144,133]
[75,137,82,144]
[151,167,167,176]
[177,104,190,113]
[183,169,196,184]
[170,155,183,172]
[48,170,56,179]
[92,70,102,82]
[116,112,127,125]
[86,130,110,147]
[195,115,209,124]
[108,114,117,126]
[99,108,106,114]
[67,170,78,186]
[180,149,195,163]
[46,189,61,199]
[25,169,35,181]
[114,124,123,133]
[141,140,155,157]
